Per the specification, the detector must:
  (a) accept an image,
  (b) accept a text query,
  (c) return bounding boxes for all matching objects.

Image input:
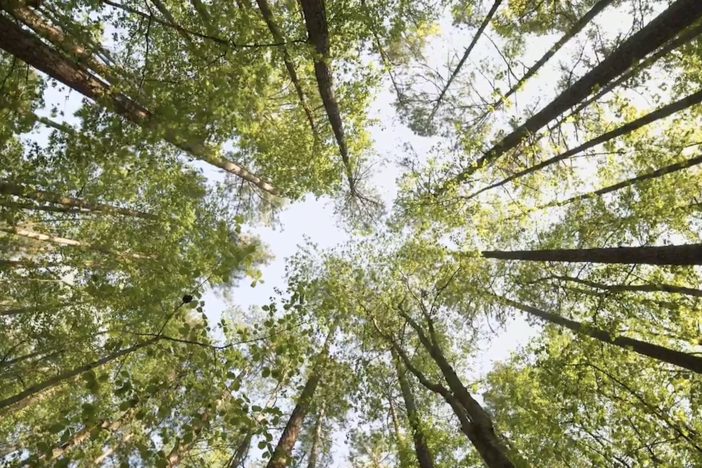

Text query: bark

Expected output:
[387,395,410,468]
[430,0,503,119]
[555,152,702,207]
[480,243,702,266]
[228,431,253,468]
[298,0,355,191]
[0,302,72,317]
[502,296,702,374]
[23,111,77,134]
[490,0,616,114]
[48,409,131,461]
[448,0,702,187]
[166,408,209,467]
[543,274,702,298]
[0,258,59,269]
[256,0,318,140]
[565,22,702,126]
[0,226,152,259]
[149,0,196,49]
[0,17,277,195]
[392,349,436,468]
[306,405,324,468]
[0,180,158,220]
[0,0,123,84]
[0,337,158,412]
[469,88,702,199]
[91,432,133,466]
[266,327,335,468]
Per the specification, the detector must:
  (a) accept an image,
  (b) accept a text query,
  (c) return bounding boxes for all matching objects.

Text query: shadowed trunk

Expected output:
[501,296,702,374]
[298,0,355,190]
[469,88,702,199]
[480,243,702,265]
[392,349,436,468]
[0,337,158,412]
[306,404,324,468]
[266,326,335,468]
[541,274,702,298]
[0,16,277,195]
[446,0,702,188]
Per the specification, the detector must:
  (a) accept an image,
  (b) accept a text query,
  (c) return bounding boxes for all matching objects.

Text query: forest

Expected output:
[1,0,702,466]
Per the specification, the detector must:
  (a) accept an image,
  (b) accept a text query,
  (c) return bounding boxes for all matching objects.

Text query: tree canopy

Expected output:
[2,0,702,467]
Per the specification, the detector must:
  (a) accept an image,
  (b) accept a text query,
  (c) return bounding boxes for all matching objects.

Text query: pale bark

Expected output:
[0,181,158,220]
[306,405,324,468]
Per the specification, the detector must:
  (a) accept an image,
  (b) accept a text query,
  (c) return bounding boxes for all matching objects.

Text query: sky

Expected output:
[23,0,649,465]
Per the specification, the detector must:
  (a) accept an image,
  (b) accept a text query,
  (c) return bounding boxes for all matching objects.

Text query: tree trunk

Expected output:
[0,0,124,84]
[430,0,502,118]
[543,274,702,298]
[387,395,410,468]
[298,0,355,190]
[306,404,324,468]
[490,0,616,114]
[0,181,158,220]
[165,407,209,467]
[266,326,335,468]
[256,0,318,139]
[470,87,702,199]
[0,337,158,412]
[0,302,72,317]
[480,243,702,265]
[449,0,702,186]
[392,349,436,468]
[502,296,702,374]
[0,17,277,195]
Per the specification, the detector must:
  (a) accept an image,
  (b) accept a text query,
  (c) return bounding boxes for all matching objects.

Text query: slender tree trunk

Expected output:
[0,338,158,412]
[430,0,502,119]
[490,0,616,115]
[228,431,253,468]
[266,326,336,468]
[256,0,318,140]
[480,243,702,265]
[306,404,324,468]
[392,349,436,468]
[91,432,133,466]
[470,88,702,199]
[298,0,355,190]
[542,274,702,298]
[165,408,209,467]
[0,0,124,84]
[502,296,702,374]
[0,302,72,317]
[48,410,131,461]
[387,395,410,468]
[0,226,152,259]
[0,181,158,220]
[0,17,277,195]
[448,0,702,186]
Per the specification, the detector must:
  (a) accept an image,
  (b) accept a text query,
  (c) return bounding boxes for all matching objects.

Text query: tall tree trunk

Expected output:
[469,88,702,199]
[91,432,133,466]
[306,404,324,468]
[298,0,355,191]
[0,337,158,412]
[392,349,436,468]
[489,0,616,115]
[0,0,124,84]
[165,407,209,467]
[447,0,702,187]
[501,296,702,374]
[379,312,517,468]
[266,326,336,468]
[0,302,72,317]
[480,243,702,265]
[541,274,702,298]
[430,0,502,119]
[0,17,277,195]
[255,0,319,140]
[0,181,158,220]
[0,226,152,259]
[387,395,410,468]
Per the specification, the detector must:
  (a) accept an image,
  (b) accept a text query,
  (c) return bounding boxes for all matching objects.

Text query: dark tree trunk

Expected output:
[449,0,702,186]
[266,327,335,468]
[0,338,158,412]
[503,297,702,374]
[470,88,702,199]
[392,349,436,468]
[481,244,702,266]
[0,16,276,195]
[545,274,702,298]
